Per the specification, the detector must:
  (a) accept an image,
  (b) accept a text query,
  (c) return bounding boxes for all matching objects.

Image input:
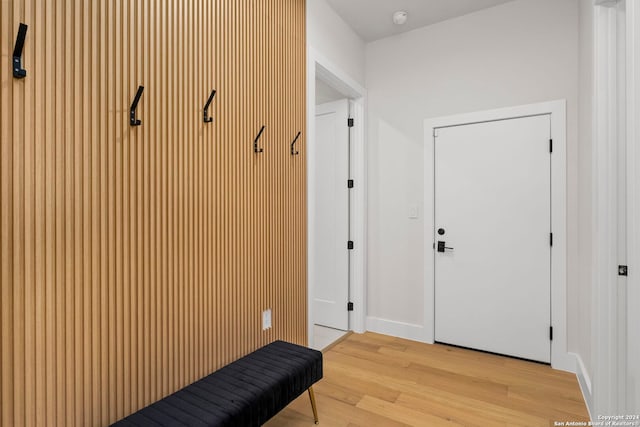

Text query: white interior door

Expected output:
[313,99,349,330]
[434,115,551,363]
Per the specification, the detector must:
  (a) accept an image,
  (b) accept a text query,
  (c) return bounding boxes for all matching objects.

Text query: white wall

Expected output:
[626,0,640,412]
[307,0,366,87]
[365,0,581,344]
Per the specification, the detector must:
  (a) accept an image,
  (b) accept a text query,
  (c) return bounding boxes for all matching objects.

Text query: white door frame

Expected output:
[591,0,640,416]
[307,47,368,345]
[592,0,625,415]
[424,100,573,372]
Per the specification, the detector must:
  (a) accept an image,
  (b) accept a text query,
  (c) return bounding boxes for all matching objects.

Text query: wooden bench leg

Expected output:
[308,386,319,424]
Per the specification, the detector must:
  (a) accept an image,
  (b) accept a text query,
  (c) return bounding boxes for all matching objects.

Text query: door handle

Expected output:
[437,241,454,253]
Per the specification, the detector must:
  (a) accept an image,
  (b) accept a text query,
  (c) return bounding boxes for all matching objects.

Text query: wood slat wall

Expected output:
[0,1,307,426]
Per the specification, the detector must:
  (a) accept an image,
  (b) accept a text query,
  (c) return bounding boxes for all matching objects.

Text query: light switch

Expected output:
[409,205,419,219]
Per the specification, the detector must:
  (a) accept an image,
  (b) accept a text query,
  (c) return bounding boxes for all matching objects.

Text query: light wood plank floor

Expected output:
[265,332,589,427]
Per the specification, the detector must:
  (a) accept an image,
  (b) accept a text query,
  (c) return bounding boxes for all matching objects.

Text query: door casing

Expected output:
[424,100,573,372]
[307,47,368,346]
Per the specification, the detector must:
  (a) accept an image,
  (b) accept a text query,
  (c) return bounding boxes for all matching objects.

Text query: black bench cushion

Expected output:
[111,340,323,427]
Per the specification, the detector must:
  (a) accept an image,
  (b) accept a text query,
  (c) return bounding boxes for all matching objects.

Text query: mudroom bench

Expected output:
[111,340,323,426]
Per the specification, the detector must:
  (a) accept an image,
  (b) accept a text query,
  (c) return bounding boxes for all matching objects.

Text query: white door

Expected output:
[434,115,551,363]
[313,99,350,330]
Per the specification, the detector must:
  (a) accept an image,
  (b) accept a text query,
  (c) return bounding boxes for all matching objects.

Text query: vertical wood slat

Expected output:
[0,1,306,426]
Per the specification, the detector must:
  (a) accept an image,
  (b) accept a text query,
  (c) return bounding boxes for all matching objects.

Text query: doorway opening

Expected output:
[307,54,366,351]
[313,96,351,336]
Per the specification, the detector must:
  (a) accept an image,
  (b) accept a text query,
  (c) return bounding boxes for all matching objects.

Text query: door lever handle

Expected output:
[437,241,454,253]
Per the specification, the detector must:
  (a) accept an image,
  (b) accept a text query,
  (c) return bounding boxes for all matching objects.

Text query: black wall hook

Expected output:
[13,23,28,78]
[130,86,144,126]
[254,125,265,153]
[290,131,301,155]
[203,90,217,123]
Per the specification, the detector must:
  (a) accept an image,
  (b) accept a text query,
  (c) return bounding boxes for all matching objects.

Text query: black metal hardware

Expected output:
[254,125,265,153]
[347,179,354,189]
[203,89,216,123]
[437,241,453,252]
[549,139,553,153]
[13,23,28,78]
[290,131,301,155]
[347,241,354,250]
[550,326,553,341]
[550,233,553,246]
[130,86,144,126]
[619,265,628,276]
[437,228,445,236]
[347,302,354,311]
[347,118,354,128]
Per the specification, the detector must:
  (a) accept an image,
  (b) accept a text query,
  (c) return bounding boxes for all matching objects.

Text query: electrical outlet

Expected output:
[262,309,272,330]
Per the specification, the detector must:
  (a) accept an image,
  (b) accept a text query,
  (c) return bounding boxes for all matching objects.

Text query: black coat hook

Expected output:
[254,125,265,153]
[290,131,301,155]
[203,90,217,123]
[13,23,28,78]
[130,86,144,126]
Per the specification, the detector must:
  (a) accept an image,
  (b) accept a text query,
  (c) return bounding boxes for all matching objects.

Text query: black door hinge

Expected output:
[550,233,553,246]
[619,265,628,276]
[347,179,354,188]
[348,118,354,128]
[550,326,553,341]
[347,302,354,311]
[550,139,553,153]
[347,241,354,250]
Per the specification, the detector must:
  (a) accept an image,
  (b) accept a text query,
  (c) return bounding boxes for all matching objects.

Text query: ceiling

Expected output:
[324,0,516,42]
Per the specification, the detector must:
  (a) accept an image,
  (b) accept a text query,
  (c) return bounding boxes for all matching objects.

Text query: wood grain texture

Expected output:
[267,333,590,427]
[0,1,306,426]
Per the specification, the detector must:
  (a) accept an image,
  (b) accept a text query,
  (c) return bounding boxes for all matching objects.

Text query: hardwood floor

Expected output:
[265,332,589,427]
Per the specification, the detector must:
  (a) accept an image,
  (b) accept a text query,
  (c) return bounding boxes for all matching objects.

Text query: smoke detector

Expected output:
[393,11,408,25]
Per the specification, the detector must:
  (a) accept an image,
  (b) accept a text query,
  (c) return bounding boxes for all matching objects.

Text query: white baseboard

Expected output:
[572,352,594,421]
[366,316,426,343]
[552,349,577,374]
